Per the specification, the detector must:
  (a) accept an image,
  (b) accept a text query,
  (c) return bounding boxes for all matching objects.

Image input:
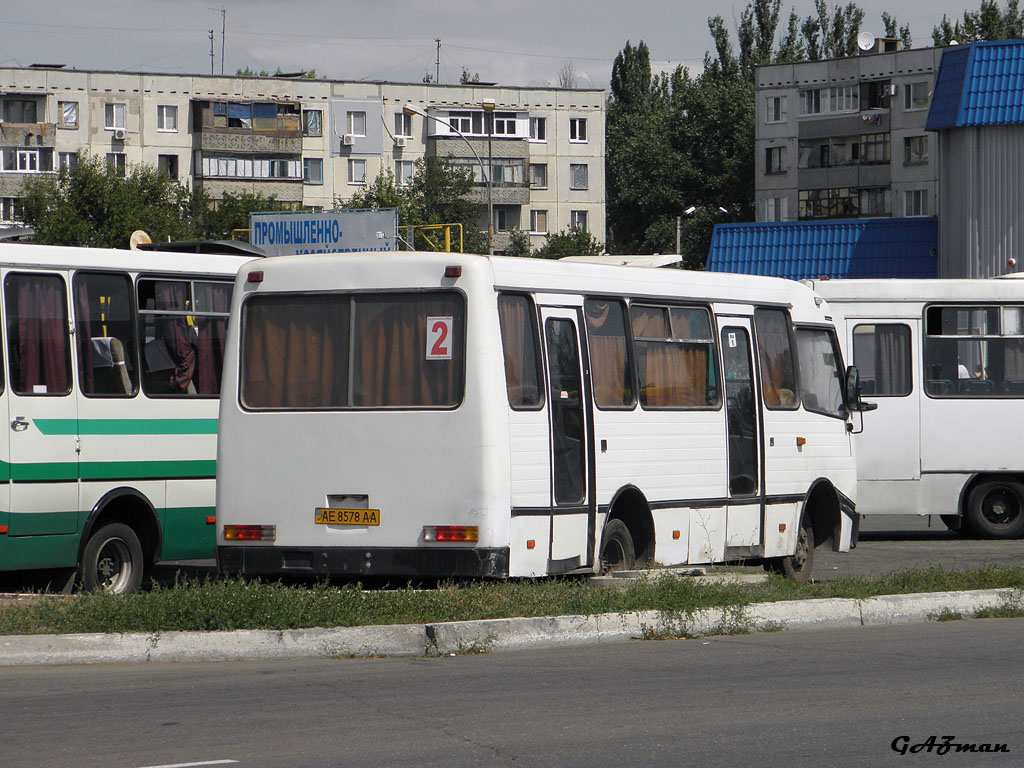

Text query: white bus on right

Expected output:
[809,277,1024,539]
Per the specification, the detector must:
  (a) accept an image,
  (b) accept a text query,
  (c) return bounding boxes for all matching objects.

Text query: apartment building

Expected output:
[755,40,943,223]
[0,66,605,253]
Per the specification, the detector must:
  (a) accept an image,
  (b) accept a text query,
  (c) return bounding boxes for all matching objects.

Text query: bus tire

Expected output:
[966,480,1024,540]
[80,523,144,594]
[599,519,636,574]
[763,516,814,583]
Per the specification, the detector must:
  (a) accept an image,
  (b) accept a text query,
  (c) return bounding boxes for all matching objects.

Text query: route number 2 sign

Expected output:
[426,316,454,360]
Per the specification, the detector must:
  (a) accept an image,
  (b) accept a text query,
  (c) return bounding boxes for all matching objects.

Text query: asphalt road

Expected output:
[2,618,1022,768]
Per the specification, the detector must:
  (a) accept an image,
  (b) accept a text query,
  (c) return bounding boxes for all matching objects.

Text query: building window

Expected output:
[859,187,890,216]
[394,112,412,138]
[829,85,859,112]
[104,103,126,130]
[492,112,517,135]
[395,160,414,187]
[570,210,588,231]
[58,152,78,172]
[494,207,510,232]
[570,163,588,190]
[905,189,928,217]
[903,135,928,165]
[799,88,822,115]
[157,154,178,180]
[765,146,786,174]
[3,99,38,123]
[798,188,859,219]
[58,101,77,128]
[200,155,299,179]
[16,150,38,172]
[570,117,587,142]
[765,197,787,222]
[347,111,366,137]
[766,96,786,123]
[448,111,483,135]
[303,157,323,185]
[529,163,547,189]
[861,80,892,110]
[529,116,546,141]
[904,81,929,111]
[860,133,890,164]
[0,197,21,222]
[530,209,548,234]
[106,153,126,176]
[491,158,524,185]
[303,110,323,137]
[157,105,177,132]
[349,158,366,184]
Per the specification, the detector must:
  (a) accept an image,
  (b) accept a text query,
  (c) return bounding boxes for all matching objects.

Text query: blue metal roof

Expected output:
[927,41,1024,131]
[705,218,937,279]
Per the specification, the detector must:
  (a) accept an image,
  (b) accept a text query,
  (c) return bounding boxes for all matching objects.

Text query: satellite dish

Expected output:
[129,230,152,250]
[857,32,875,51]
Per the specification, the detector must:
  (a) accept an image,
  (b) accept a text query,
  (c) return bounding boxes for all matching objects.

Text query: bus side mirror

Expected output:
[845,365,877,412]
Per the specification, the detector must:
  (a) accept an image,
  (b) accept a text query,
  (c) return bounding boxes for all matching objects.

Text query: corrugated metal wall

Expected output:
[938,125,1024,277]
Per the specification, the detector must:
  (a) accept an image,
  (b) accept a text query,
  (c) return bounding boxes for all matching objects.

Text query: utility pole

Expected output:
[435,38,441,83]
[209,30,215,75]
[220,7,226,75]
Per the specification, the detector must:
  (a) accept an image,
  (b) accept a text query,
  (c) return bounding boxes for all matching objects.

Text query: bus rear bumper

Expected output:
[217,545,510,580]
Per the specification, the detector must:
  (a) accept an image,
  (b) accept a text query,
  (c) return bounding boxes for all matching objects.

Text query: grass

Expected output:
[2,564,1024,636]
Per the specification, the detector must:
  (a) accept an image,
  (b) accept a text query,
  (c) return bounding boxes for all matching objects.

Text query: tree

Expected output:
[532,227,603,260]
[459,68,480,84]
[195,189,290,241]
[933,0,1024,45]
[338,157,487,254]
[558,60,578,89]
[505,229,531,257]
[20,155,197,248]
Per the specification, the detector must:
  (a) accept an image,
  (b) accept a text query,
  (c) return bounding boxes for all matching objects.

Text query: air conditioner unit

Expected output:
[887,84,897,96]
[113,128,126,141]
[342,133,355,146]
[393,136,407,148]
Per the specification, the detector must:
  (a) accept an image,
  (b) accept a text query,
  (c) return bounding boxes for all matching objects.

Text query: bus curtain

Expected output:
[498,295,540,408]
[155,282,196,394]
[584,300,632,407]
[11,275,70,395]
[195,284,231,395]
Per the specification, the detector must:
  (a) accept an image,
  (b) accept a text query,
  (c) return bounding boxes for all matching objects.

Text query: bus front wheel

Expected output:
[599,519,636,574]
[80,523,144,594]
[966,481,1024,540]
[764,516,814,583]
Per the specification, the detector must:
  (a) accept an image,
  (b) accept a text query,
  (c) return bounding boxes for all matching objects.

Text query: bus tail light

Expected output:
[423,525,478,543]
[444,266,462,278]
[223,524,276,542]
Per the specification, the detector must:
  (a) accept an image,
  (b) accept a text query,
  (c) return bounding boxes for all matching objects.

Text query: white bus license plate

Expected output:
[314,508,381,526]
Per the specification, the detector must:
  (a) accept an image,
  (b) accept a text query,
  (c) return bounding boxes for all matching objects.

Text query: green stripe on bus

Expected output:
[0,459,215,482]
[33,418,219,436]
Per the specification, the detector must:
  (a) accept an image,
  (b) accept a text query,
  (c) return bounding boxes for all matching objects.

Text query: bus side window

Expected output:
[5,272,71,396]
[498,293,543,409]
[137,278,199,397]
[584,297,634,409]
[753,308,798,409]
[73,271,138,397]
[851,323,912,397]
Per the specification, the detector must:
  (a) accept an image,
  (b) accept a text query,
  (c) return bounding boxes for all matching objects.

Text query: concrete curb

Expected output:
[1,587,1020,666]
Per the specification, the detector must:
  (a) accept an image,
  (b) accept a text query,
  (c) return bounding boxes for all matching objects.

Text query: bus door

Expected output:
[718,319,764,554]
[3,270,80,566]
[849,319,920,482]
[540,306,595,572]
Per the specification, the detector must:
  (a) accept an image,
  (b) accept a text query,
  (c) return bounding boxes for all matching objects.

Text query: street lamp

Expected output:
[482,98,495,256]
[403,102,493,254]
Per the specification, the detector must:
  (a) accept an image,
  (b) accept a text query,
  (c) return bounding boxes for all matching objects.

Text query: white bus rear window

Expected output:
[241,291,465,409]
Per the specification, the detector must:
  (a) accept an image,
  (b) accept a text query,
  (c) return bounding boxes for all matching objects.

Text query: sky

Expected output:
[0,1,989,90]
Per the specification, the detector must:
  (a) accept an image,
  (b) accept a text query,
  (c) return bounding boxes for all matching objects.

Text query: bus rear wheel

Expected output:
[80,523,144,594]
[966,481,1024,540]
[763,516,814,583]
[599,519,636,574]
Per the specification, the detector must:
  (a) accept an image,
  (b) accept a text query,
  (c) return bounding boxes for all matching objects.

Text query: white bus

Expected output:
[217,252,866,582]
[0,242,254,592]
[811,277,1024,539]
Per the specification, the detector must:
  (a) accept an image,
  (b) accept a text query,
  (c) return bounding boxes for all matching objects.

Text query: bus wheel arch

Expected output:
[962,475,1024,539]
[764,479,839,583]
[601,486,654,573]
[78,489,161,593]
